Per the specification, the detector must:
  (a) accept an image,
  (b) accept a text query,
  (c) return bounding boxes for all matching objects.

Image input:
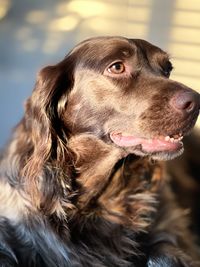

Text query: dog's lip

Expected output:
[110,132,183,153]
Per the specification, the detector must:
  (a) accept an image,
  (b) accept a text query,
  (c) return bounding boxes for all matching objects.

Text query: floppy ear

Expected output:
[22,55,75,202]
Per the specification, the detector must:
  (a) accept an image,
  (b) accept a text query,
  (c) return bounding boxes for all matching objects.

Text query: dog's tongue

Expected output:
[110,133,182,152]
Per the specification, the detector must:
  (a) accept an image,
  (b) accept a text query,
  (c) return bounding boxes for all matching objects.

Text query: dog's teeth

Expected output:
[159,134,183,143]
[165,136,170,141]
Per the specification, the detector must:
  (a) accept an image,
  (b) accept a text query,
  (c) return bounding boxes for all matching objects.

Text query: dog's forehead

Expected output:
[69,37,169,66]
[71,37,134,59]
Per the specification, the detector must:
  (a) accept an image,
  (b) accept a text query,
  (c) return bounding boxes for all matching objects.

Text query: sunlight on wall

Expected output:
[171,28,200,45]
[174,0,200,10]
[65,0,150,21]
[173,10,200,27]
[53,0,152,39]
[0,0,10,20]
[169,44,200,61]
[80,17,148,37]
[49,15,80,31]
[57,0,107,18]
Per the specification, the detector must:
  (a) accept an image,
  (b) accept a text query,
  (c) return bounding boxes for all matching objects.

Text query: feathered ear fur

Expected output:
[22,55,75,206]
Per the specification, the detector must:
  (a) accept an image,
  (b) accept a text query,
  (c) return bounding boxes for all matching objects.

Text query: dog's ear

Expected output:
[22,55,75,202]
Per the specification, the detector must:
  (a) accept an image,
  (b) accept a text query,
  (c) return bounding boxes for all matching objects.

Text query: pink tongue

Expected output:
[110,133,182,152]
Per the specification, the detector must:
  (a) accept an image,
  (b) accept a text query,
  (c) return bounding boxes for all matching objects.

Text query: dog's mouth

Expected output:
[110,132,184,153]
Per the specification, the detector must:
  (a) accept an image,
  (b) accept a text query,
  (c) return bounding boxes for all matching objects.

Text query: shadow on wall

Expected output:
[0,0,200,148]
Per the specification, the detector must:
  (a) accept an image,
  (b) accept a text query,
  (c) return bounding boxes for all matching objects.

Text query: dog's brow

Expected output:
[77,44,135,73]
[106,44,134,58]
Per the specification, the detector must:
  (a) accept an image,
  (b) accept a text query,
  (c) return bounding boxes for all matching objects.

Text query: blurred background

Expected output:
[0,0,200,148]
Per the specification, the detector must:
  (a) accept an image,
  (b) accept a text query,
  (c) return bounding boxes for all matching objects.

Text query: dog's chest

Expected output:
[68,157,163,264]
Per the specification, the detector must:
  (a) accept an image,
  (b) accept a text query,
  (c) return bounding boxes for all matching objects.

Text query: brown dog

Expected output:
[0,36,199,266]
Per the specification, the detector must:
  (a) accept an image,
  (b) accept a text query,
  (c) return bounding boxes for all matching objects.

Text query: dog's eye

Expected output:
[162,69,172,78]
[163,70,171,77]
[162,61,173,77]
[108,62,125,74]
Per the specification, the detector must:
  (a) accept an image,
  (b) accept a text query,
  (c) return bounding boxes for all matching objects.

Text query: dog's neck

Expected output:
[68,134,163,231]
[68,134,124,208]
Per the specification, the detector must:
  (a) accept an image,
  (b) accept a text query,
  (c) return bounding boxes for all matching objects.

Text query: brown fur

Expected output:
[0,36,200,266]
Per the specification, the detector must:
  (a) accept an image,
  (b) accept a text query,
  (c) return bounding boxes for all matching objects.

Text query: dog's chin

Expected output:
[110,132,184,161]
[123,144,184,161]
[148,147,184,161]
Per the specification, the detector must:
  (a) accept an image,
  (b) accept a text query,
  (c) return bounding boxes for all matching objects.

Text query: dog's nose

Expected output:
[170,90,200,114]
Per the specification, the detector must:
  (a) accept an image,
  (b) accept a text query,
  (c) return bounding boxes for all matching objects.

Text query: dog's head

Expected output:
[26,36,200,164]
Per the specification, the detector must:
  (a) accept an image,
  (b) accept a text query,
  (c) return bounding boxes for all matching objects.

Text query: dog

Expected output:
[0,36,200,266]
